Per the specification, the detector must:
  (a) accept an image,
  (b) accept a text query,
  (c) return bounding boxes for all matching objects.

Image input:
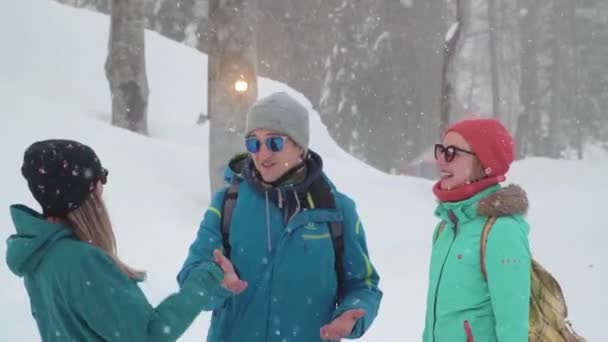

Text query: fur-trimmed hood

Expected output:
[435,184,529,223]
[477,184,529,217]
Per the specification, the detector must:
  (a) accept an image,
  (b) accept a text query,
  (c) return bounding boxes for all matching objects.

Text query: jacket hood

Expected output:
[477,184,529,216]
[224,150,325,194]
[5,205,73,277]
[223,153,249,185]
[435,184,529,223]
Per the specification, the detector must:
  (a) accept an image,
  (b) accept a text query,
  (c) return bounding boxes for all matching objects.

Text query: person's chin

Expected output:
[260,171,279,183]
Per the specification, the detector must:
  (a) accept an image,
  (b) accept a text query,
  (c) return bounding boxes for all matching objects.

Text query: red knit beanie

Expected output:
[445,117,515,179]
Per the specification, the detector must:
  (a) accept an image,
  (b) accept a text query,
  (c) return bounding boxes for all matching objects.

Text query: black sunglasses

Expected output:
[434,144,475,162]
[100,168,109,185]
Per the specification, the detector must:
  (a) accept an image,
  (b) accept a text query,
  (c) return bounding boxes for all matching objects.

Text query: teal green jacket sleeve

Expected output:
[485,216,531,342]
[70,250,225,342]
[332,194,383,339]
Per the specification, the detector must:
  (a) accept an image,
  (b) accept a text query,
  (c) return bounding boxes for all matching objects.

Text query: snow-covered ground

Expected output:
[0,1,605,341]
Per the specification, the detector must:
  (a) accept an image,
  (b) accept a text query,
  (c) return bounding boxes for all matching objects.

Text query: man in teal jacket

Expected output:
[178,92,383,342]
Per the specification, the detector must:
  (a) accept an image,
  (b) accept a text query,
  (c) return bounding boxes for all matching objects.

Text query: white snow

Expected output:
[0,1,606,341]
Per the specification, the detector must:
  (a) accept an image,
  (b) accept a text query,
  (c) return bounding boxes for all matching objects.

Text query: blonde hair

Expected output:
[66,193,145,280]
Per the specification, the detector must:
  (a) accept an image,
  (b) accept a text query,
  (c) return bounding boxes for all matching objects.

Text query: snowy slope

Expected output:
[0,1,605,341]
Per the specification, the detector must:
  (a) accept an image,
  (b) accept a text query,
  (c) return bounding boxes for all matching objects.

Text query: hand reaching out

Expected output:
[213,249,248,294]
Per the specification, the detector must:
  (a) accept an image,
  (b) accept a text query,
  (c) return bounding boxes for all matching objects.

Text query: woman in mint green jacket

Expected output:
[423,118,532,342]
[6,140,246,341]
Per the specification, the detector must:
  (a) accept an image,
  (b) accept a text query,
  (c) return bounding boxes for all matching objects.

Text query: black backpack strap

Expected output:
[308,177,345,305]
[330,221,345,305]
[220,182,240,258]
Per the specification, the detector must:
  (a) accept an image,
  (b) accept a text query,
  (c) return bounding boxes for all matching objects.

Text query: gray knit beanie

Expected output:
[245,92,309,151]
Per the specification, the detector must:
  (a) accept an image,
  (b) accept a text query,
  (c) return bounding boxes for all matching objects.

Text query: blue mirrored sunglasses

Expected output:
[245,136,286,153]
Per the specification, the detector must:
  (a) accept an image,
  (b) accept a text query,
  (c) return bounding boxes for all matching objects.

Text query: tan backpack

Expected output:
[480,217,586,342]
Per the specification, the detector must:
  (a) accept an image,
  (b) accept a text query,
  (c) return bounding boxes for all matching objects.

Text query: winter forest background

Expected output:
[1,0,607,341]
[54,0,608,181]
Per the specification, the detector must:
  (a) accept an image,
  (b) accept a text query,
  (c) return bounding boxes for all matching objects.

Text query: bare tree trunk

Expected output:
[105,0,149,135]
[467,58,477,111]
[440,0,465,135]
[498,0,518,130]
[516,0,541,157]
[548,32,561,158]
[548,0,567,158]
[487,0,501,120]
[208,0,258,194]
[568,0,583,159]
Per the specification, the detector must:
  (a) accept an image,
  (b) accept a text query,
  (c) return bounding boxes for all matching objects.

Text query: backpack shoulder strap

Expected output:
[480,216,498,282]
[330,221,345,304]
[308,177,345,305]
[220,181,240,258]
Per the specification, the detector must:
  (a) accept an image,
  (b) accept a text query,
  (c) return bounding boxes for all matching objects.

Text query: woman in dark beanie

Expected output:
[423,118,531,342]
[5,139,246,341]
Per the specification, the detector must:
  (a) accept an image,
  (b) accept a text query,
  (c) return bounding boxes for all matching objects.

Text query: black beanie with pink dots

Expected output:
[21,139,108,217]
